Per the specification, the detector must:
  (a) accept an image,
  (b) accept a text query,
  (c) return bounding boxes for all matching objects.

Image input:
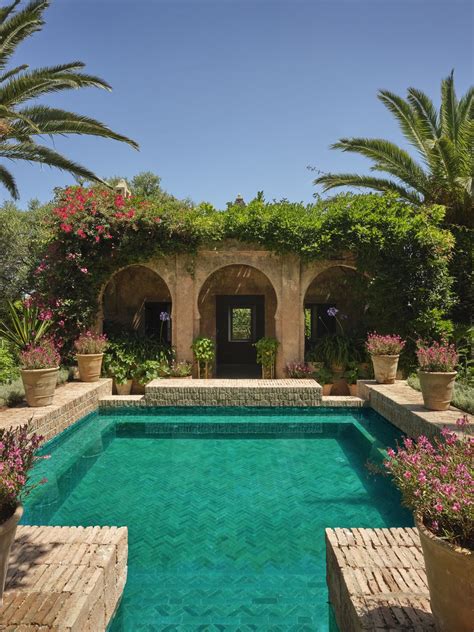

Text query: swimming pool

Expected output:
[24,407,412,631]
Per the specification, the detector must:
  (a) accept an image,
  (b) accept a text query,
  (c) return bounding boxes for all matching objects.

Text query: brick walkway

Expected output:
[359,380,472,439]
[1,525,127,631]
[0,379,112,441]
[326,527,435,631]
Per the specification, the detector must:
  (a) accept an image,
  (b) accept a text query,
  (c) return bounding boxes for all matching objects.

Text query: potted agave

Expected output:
[20,338,60,407]
[366,333,405,384]
[417,340,458,411]
[0,424,45,605]
[74,331,108,382]
[384,416,473,631]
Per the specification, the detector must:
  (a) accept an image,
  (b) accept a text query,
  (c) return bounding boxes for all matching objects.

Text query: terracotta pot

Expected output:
[0,504,23,606]
[115,379,133,395]
[21,367,58,407]
[76,354,103,382]
[349,384,358,396]
[370,354,399,384]
[418,371,456,411]
[322,384,333,396]
[131,380,146,395]
[330,362,345,377]
[416,516,474,631]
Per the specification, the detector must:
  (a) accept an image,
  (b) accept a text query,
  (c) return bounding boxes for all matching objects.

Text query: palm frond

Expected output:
[331,137,430,195]
[0,63,28,82]
[0,140,105,183]
[0,1,21,22]
[0,0,48,70]
[11,105,139,148]
[0,162,18,197]
[314,172,423,205]
[458,87,474,124]
[406,88,440,138]
[440,70,459,143]
[378,89,430,155]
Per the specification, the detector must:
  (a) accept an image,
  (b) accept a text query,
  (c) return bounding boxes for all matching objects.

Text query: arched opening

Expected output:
[198,264,278,378]
[102,265,172,343]
[303,266,368,358]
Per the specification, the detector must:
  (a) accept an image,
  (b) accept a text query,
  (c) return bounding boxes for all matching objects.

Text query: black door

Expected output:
[216,296,264,374]
[144,301,172,343]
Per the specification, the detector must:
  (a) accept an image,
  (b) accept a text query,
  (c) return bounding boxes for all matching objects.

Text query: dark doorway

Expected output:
[144,301,172,343]
[216,296,264,378]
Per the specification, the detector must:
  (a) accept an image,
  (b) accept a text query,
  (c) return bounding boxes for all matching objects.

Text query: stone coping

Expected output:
[1,525,127,632]
[0,379,113,441]
[326,527,434,631]
[358,380,472,440]
[147,378,321,388]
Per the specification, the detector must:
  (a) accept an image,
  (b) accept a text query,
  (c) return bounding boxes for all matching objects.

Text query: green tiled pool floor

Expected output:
[24,408,411,631]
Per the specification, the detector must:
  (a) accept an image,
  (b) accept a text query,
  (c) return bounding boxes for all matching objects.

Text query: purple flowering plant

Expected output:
[0,424,47,523]
[286,361,314,378]
[74,330,108,355]
[20,338,60,370]
[384,416,473,549]
[416,340,458,372]
[366,333,405,356]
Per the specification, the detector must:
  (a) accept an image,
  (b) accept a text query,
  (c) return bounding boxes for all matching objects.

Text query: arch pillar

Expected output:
[277,254,302,376]
[172,255,195,363]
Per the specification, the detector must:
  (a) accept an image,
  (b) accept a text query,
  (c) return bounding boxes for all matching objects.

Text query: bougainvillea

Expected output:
[385,416,473,548]
[31,186,454,358]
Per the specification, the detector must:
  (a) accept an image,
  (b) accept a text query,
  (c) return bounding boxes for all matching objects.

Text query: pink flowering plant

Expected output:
[416,340,458,372]
[74,331,108,355]
[286,361,314,378]
[20,338,60,370]
[0,424,46,523]
[384,416,473,549]
[366,333,405,356]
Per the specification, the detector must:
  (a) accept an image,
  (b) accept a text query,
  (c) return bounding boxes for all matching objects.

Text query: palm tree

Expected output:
[0,0,138,199]
[315,72,473,228]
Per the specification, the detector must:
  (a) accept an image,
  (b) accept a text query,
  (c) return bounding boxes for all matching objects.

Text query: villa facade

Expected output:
[98,240,366,377]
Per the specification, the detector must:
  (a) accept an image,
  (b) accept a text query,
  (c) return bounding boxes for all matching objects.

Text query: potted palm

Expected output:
[20,338,60,407]
[416,340,458,411]
[365,333,405,384]
[74,331,107,382]
[0,424,45,605]
[384,416,473,631]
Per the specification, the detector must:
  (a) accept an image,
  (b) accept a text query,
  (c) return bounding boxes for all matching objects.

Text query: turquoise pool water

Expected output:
[24,407,412,631]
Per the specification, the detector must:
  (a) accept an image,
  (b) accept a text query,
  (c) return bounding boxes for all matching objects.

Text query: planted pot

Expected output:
[370,354,399,384]
[349,384,358,397]
[115,379,133,396]
[21,367,58,407]
[416,516,473,631]
[0,505,23,606]
[131,379,146,395]
[330,362,345,377]
[76,354,103,383]
[322,384,333,396]
[418,371,456,411]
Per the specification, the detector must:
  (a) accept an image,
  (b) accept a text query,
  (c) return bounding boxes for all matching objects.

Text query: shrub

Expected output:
[0,300,52,351]
[0,340,18,384]
[0,424,46,523]
[416,340,458,372]
[74,331,108,355]
[315,334,350,368]
[132,359,169,383]
[366,333,405,356]
[384,416,473,548]
[19,339,60,370]
[169,360,192,377]
[286,361,313,378]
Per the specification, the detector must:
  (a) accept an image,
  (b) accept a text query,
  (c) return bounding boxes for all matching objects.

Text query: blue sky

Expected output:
[6,0,473,209]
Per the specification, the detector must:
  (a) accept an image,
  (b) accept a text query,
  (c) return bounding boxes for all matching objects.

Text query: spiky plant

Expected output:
[315,72,473,228]
[0,0,138,199]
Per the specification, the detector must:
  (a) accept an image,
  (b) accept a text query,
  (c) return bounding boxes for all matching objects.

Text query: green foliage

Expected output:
[104,337,172,384]
[313,366,333,385]
[191,337,215,363]
[0,300,52,350]
[407,374,474,416]
[132,359,168,383]
[314,334,350,368]
[254,337,279,369]
[344,362,359,385]
[0,339,18,384]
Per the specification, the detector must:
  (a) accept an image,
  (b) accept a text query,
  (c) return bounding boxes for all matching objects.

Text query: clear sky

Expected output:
[6,0,473,209]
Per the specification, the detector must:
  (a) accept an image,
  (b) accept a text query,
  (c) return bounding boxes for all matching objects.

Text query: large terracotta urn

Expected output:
[76,353,103,382]
[370,354,399,384]
[418,371,456,411]
[0,505,23,605]
[21,367,58,407]
[416,517,474,631]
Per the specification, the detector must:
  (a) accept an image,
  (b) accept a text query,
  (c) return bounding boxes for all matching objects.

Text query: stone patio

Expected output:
[326,527,435,631]
[1,525,127,632]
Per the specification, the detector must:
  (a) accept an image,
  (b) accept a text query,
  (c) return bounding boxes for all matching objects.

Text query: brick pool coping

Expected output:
[326,527,434,631]
[359,379,472,439]
[1,525,127,631]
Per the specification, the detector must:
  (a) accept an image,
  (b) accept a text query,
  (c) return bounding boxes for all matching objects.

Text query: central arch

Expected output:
[198,264,278,378]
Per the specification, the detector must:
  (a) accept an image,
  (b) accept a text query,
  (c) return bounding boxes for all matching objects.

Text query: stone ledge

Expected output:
[98,395,146,408]
[359,380,472,439]
[326,527,434,631]
[0,380,113,441]
[322,396,365,408]
[1,525,127,632]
